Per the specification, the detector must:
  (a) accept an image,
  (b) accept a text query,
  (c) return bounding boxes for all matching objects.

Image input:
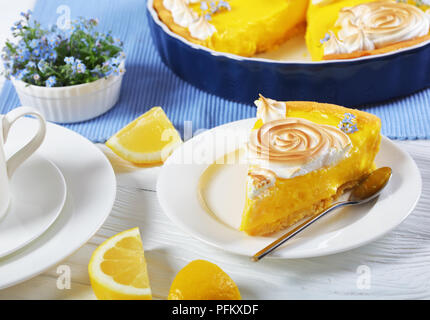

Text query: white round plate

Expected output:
[0,118,116,289]
[157,119,422,259]
[0,154,66,258]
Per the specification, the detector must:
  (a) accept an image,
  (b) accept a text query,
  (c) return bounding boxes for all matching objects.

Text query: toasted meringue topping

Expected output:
[255,94,287,124]
[189,16,217,40]
[249,168,276,189]
[163,0,176,10]
[249,118,351,165]
[324,0,430,55]
[247,118,352,179]
[247,168,276,199]
[163,0,218,40]
[171,0,198,27]
[325,29,375,55]
[324,31,351,54]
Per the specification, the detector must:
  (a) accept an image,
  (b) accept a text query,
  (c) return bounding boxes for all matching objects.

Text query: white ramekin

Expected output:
[11,71,124,124]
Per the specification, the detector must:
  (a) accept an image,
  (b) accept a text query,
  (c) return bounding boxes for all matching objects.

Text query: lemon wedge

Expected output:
[106,107,182,164]
[88,227,152,300]
[168,260,241,300]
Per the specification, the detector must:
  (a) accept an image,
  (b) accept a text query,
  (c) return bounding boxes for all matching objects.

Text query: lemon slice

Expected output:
[168,260,241,300]
[88,227,152,300]
[106,107,182,164]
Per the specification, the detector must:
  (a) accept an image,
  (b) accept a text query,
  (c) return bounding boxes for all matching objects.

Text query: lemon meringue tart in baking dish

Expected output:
[241,96,381,236]
[307,0,430,61]
[153,0,430,60]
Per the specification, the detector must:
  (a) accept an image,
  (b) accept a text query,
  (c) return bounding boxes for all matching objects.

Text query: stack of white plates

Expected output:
[0,118,116,289]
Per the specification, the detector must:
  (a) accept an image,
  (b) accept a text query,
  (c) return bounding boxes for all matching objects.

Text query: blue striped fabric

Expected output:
[0,0,429,142]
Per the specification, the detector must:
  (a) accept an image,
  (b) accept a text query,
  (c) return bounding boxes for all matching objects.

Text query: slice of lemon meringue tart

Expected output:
[241,96,381,236]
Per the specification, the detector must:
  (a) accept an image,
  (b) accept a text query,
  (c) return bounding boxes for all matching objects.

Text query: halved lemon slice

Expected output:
[168,260,241,300]
[88,227,152,300]
[106,107,182,164]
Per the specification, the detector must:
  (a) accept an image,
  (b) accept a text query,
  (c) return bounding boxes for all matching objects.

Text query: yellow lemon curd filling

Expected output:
[155,0,308,57]
[200,0,308,56]
[240,102,381,236]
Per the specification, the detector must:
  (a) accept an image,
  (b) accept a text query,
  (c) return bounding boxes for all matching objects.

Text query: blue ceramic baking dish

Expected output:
[146,0,430,107]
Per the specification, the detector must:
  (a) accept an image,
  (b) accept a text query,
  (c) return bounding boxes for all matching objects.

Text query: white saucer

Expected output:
[0,118,116,289]
[0,154,66,258]
[157,118,422,259]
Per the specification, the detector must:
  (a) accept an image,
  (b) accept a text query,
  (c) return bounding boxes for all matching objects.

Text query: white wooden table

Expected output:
[1,2,430,300]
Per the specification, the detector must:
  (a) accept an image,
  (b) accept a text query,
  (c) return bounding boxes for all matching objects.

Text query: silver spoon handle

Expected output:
[252,200,358,262]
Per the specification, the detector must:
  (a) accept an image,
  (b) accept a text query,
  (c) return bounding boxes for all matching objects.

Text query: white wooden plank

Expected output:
[2,140,429,299]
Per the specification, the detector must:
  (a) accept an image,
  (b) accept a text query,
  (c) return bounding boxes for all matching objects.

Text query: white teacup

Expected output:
[0,107,46,220]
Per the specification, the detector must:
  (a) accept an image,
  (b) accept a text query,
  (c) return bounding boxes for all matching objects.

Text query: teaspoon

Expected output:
[252,167,392,262]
